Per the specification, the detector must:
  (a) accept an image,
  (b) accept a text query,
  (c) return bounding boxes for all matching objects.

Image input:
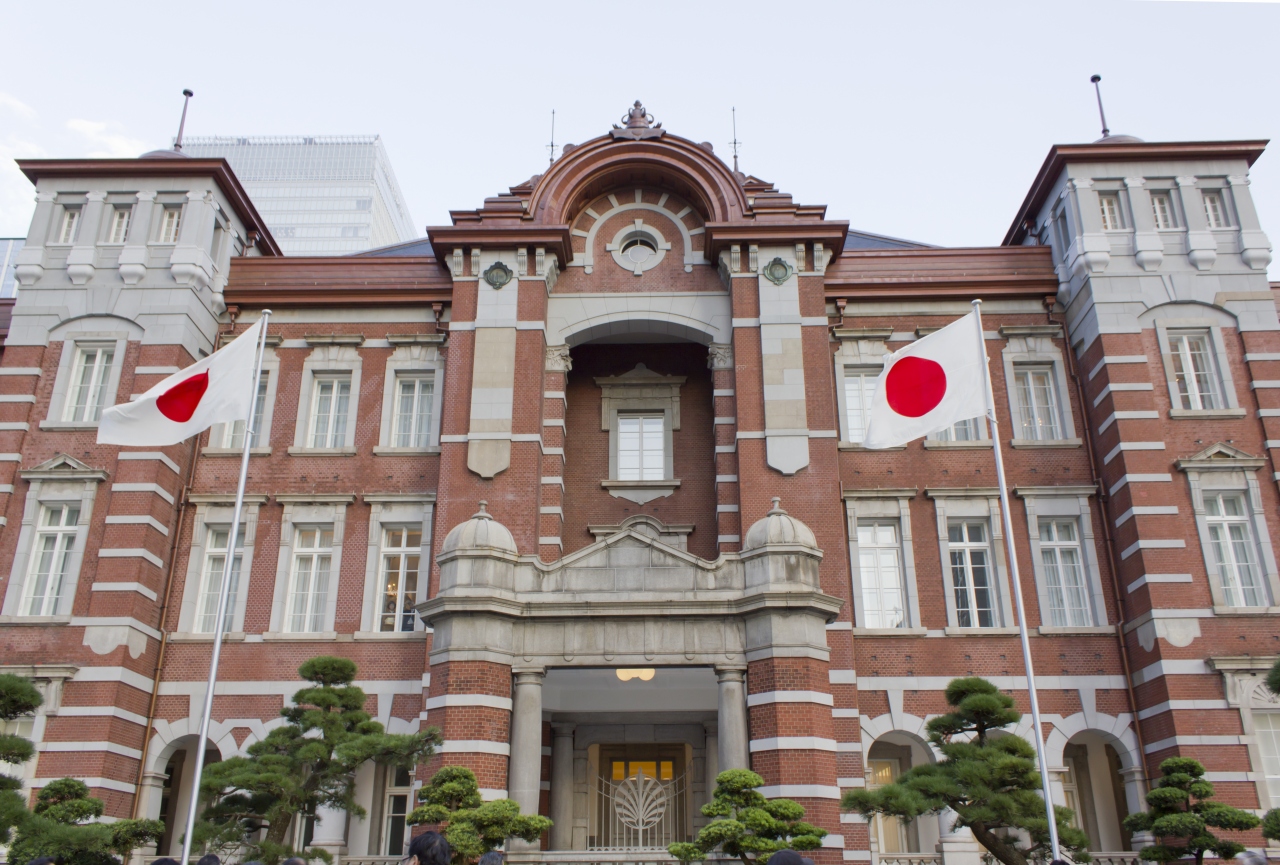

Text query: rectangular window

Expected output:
[949,520,995,628]
[1098,194,1122,230]
[57,208,80,244]
[287,527,333,632]
[21,504,80,616]
[1014,365,1062,440]
[1053,206,1071,259]
[1204,493,1265,607]
[63,345,115,423]
[1168,331,1222,411]
[1150,193,1176,229]
[308,375,351,448]
[844,368,877,443]
[1255,712,1280,806]
[379,527,422,633]
[108,208,131,244]
[223,373,270,449]
[1040,519,1092,626]
[383,766,413,855]
[1202,191,1229,229]
[931,418,983,442]
[159,207,182,243]
[617,415,664,481]
[392,374,434,448]
[857,522,906,629]
[194,526,244,633]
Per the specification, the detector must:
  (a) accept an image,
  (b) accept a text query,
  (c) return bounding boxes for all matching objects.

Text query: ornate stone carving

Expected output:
[610,100,665,140]
[730,245,741,273]
[707,343,733,370]
[762,257,793,285]
[545,344,572,372]
[484,261,513,289]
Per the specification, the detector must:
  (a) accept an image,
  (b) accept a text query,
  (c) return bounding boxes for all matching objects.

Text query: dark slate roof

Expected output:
[843,229,936,250]
[351,237,435,257]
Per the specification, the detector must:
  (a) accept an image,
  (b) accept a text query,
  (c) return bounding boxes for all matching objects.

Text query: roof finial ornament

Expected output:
[1090,75,1110,140]
[547,109,557,166]
[768,496,784,514]
[474,500,492,520]
[610,100,665,141]
[174,88,194,152]
[730,106,742,175]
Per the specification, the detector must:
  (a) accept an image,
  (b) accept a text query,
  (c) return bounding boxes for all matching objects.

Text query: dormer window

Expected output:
[57,208,80,244]
[159,206,182,244]
[107,208,131,244]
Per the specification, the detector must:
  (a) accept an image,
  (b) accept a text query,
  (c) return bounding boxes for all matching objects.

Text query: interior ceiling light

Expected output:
[615,668,655,682]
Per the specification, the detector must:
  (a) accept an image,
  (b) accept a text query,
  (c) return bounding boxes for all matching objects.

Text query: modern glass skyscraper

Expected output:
[179,136,416,255]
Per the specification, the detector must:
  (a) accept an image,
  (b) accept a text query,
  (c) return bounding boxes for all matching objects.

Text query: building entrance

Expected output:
[591,744,691,851]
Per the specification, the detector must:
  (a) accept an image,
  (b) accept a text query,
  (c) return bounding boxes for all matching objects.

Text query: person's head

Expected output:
[281,858,307,865]
[27,857,59,865]
[408,830,451,865]
[477,852,504,865]
[196,855,220,865]
[801,858,816,865]
[150,859,178,865]
[766,852,806,865]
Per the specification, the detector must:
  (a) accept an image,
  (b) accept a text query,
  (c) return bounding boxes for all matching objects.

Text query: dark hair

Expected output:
[27,857,60,865]
[408,830,452,865]
[151,859,179,865]
[766,852,807,865]
[477,853,504,865]
[196,856,221,865]
[281,859,308,865]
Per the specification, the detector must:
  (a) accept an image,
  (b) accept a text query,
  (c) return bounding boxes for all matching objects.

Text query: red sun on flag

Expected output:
[156,370,209,422]
[884,356,947,418]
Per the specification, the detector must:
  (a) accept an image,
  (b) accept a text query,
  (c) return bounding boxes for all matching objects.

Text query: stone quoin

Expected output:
[0,102,1277,865]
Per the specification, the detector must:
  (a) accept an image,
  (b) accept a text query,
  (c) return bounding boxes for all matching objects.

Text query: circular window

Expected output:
[621,237,657,266]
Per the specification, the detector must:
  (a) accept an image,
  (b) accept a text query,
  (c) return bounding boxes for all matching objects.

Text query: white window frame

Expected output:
[1255,709,1280,810]
[106,206,132,244]
[845,491,921,633]
[1098,193,1124,231]
[285,525,335,634]
[832,329,894,448]
[41,325,135,431]
[374,339,445,454]
[1,456,105,621]
[1203,492,1267,608]
[208,339,279,456]
[175,496,264,636]
[55,206,81,245]
[842,367,878,445]
[1179,450,1280,613]
[929,490,1017,633]
[1150,191,1177,230]
[62,344,117,424]
[1202,189,1231,229]
[291,342,363,454]
[18,504,82,617]
[1154,319,1242,418]
[267,495,353,639]
[1001,334,1079,447]
[158,206,183,244]
[359,495,434,637]
[1018,487,1109,633]
[595,364,685,503]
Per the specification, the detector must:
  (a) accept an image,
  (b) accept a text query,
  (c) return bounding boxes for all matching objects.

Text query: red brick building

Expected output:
[1,105,1277,865]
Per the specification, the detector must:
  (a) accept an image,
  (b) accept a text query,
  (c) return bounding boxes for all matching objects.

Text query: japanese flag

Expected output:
[97,318,265,447]
[861,311,989,449]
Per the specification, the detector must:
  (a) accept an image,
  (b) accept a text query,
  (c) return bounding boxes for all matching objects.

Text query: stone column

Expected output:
[703,720,720,813]
[118,190,156,286]
[67,190,107,285]
[311,803,348,861]
[936,809,982,865]
[716,666,749,771]
[549,722,575,849]
[508,668,545,851]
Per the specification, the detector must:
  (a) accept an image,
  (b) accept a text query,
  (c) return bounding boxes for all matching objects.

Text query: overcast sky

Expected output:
[2,0,1277,277]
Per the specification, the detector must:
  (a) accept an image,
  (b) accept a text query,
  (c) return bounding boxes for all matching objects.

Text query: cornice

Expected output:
[425,225,574,266]
[705,220,849,262]
[226,256,452,308]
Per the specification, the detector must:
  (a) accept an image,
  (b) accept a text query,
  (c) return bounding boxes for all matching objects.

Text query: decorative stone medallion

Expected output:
[762,257,793,285]
[483,261,513,289]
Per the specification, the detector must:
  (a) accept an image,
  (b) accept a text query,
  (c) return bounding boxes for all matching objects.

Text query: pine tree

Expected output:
[406,766,551,865]
[1124,756,1259,864]
[198,656,441,865]
[667,769,826,865]
[0,672,43,844]
[842,677,1089,865]
[7,778,164,865]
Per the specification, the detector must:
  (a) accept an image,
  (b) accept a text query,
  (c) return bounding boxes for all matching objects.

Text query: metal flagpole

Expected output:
[969,299,1062,861]
[179,309,272,865]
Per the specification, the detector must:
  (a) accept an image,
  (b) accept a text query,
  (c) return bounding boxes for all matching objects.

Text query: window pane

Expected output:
[1206,494,1265,607]
[1254,712,1280,806]
[617,415,664,481]
[1169,332,1221,411]
[858,522,905,629]
[845,370,876,443]
[22,505,79,617]
[1015,367,1061,440]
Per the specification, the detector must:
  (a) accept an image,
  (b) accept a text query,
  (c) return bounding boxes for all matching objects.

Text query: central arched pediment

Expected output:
[527,133,749,228]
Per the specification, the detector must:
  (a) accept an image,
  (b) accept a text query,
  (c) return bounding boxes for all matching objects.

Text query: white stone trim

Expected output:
[1108,473,1173,496]
[746,690,835,707]
[931,492,1016,628]
[1002,334,1079,442]
[99,548,165,568]
[757,784,842,799]
[111,482,175,505]
[1154,318,1241,411]
[437,740,511,755]
[175,500,263,635]
[360,497,432,633]
[1020,489,1108,627]
[104,514,169,535]
[90,582,158,602]
[425,694,513,711]
[1097,410,1160,434]
[1115,506,1178,526]
[41,322,138,430]
[117,451,181,474]
[269,498,352,634]
[375,342,445,450]
[749,737,838,752]
[292,343,362,450]
[846,492,921,629]
[1183,462,1280,608]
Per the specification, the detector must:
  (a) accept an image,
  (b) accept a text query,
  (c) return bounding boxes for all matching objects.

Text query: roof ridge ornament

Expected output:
[610,100,666,141]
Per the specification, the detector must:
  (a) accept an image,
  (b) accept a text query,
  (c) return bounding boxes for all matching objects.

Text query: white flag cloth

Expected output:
[97,318,264,447]
[861,311,988,449]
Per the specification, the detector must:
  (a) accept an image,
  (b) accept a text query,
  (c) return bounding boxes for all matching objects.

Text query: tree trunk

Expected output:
[968,821,1028,865]
[264,811,292,847]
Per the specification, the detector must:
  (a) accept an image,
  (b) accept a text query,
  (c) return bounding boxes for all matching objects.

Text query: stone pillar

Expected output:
[703,720,720,790]
[67,190,107,285]
[118,190,156,285]
[936,809,982,865]
[311,803,348,860]
[508,668,545,851]
[549,722,575,850]
[716,666,749,771]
